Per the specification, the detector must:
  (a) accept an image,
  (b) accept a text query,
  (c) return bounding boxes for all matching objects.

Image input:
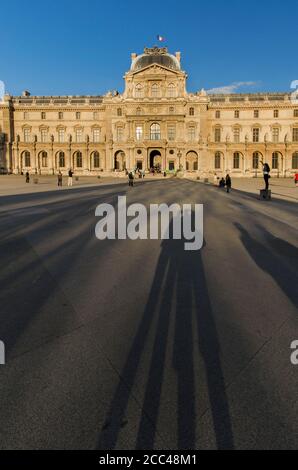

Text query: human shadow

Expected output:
[97,218,234,449]
[235,223,298,308]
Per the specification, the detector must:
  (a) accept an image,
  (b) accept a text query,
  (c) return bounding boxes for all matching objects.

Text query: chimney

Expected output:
[22,90,31,97]
[131,53,137,63]
[175,52,181,64]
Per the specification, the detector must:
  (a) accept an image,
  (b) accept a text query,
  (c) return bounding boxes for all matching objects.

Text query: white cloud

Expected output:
[207,81,258,94]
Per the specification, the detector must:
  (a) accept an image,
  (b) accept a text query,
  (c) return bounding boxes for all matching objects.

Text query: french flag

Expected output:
[157,35,165,42]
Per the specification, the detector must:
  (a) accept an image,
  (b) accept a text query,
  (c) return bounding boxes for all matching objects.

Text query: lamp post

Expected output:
[177,150,182,170]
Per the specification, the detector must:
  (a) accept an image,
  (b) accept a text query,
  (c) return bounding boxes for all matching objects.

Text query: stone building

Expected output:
[1,46,298,177]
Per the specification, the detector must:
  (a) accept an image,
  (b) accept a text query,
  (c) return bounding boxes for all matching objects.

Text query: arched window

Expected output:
[233,152,240,169]
[272,152,279,170]
[135,84,143,98]
[151,83,160,98]
[76,151,83,168]
[41,151,48,167]
[58,151,65,168]
[189,107,195,116]
[292,152,298,169]
[117,108,122,117]
[252,152,259,169]
[215,152,221,169]
[167,83,176,97]
[93,151,100,168]
[150,123,161,140]
[24,151,31,167]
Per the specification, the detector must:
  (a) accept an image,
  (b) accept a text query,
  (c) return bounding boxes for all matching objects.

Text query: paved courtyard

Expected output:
[0,177,297,449]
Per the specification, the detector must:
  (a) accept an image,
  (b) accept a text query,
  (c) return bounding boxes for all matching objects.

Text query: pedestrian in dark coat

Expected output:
[25,171,30,183]
[225,174,232,193]
[57,171,63,187]
[262,163,271,191]
[128,171,134,187]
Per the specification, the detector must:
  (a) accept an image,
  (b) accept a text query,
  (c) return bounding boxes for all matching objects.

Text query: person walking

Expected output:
[128,171,134,187]
[262,163,271,191]
[225,174,232,193]
[25,171,30,183]
[68,168,73,187]
[57,170,63,187]
[294,173,298,186]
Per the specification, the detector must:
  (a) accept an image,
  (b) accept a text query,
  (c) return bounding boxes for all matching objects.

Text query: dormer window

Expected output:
[151,83,160,98]
[135,84,143,98]
[167,83,176,97]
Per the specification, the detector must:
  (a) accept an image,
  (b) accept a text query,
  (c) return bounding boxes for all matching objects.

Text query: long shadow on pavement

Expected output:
[97,222,234,449]
[235,223,298,308]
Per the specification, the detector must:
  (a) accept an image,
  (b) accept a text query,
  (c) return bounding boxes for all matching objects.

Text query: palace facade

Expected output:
[1,46,298,177]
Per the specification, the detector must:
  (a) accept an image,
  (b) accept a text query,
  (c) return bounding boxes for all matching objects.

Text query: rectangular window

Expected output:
[215,110,220,119]
[215,153,221,169]
[41,129,47,143]
[272,153,279,170]
[93,112,98,120]
[76,112,81,120]
[274,109,279,118]
[168,125,176,141]
[116,127,123,142]
[272,127,279,143]
[234,110,240,118]
[293,128,298,142]
[151,85,160,98]
[24,128,30,142]
[253,128,260,143]
[58,112,63,120]
[58,129,65,143]
[214,128,221,142]
[294,109,298,118]
[253,153,259,169]
[188,126,196,141]
[233,152,240,169]
[254,110,259,118]
[136,125,143,141]
[41,112,46,120]
[76,129,83,143]
[93,129,100,143]
[24,111,29,120]
[234,128,240,143]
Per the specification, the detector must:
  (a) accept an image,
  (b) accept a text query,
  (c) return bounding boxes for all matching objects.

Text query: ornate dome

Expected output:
[131,47,180,72]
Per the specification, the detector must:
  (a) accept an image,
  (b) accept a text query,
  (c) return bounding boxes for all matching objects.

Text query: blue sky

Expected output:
[1,0,297,96]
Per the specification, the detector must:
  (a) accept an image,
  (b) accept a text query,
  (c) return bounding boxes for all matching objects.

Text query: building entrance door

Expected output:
[149,150,162,172]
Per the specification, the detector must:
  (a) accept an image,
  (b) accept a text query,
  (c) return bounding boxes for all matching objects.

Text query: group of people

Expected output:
[214,163,273,194]
[58,169,74,187]
[215,174,232,193]
[24,169,74,187]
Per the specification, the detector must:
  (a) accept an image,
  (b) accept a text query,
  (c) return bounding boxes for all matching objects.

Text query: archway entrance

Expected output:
[186,151,198,172]
[114,150,126,170]
[149,150,162,172]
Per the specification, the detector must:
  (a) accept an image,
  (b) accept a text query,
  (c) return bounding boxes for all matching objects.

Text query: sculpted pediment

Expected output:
[131,64,181,77]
